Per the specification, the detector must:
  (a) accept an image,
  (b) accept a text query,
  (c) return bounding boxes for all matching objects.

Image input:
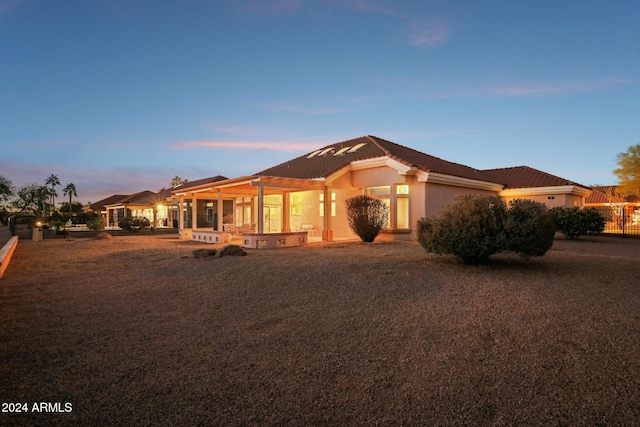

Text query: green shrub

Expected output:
[503,199,556,258]
[417,196,556,264]
[418,196,507,265]
[345,195,390,243]
[118,216,150,231]
[550,207,605,240]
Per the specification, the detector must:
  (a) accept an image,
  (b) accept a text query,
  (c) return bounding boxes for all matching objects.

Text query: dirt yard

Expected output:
[1,235,639,426]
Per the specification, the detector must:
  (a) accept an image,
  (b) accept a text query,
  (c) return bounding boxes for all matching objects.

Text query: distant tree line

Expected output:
[0,173,84,227]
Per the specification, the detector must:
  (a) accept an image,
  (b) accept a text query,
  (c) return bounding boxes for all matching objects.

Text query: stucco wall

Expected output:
[331,172,362,240]
[501,193,584,208]
[424,183,498,218]
[351,166,406,187]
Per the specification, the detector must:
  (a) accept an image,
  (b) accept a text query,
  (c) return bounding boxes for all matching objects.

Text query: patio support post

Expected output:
[390,184,397,229]
[191,194,197,230]
[282,191,291,232]
[257,185,264,234]
[105,208,110,229]
[322,186,333,241]
[217,189,223,232]
[179,196,185,230]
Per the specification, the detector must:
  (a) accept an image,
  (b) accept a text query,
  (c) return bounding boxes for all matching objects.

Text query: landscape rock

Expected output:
[215,244,247,258]
[95,232,113,240]
[192,249,217,258]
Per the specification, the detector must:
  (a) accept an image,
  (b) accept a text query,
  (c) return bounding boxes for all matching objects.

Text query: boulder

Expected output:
[95,232,113,240]
[192,249,217,258]
[215,244,247,258]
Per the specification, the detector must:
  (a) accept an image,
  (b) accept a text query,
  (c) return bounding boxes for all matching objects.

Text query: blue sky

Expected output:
[1,0,638,204]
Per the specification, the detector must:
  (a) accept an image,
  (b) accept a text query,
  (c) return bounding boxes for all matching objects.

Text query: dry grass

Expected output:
[1,235,639,426]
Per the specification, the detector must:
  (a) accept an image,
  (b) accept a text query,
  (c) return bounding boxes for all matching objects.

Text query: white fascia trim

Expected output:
[324,156,414,185]
[499,185,592,197]
[426,172,504,192]
[349,156,414,175]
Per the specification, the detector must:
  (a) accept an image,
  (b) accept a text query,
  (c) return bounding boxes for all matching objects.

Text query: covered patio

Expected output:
[172,176,337,248]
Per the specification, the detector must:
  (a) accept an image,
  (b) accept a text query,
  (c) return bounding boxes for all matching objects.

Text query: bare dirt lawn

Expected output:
[1,235,639,426]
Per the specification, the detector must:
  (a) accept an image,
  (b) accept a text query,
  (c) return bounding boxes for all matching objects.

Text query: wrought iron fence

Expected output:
[592,207,640,237]
[12,224,179,240]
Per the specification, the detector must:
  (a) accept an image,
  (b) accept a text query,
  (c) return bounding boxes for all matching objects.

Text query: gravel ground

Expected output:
[1,235,639,426]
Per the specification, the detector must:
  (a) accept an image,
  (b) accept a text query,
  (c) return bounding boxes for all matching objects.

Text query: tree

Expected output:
[45,174,60,215]
[0,175,13,206]
[344,195,390,242]
[63,183,78,214]
[171,176,188,188]
[0,175,14,226]
[13,184,49,216]
[614,143,640,197]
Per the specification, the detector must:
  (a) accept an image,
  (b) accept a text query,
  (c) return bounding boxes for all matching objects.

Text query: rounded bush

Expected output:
[503,199,555,258]
[550,207,605,240]
[418,196,556,264]
[418,196,506,265]
[345,195,389,243]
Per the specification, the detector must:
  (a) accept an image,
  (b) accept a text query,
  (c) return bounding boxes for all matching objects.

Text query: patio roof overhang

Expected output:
[171,175,326,199]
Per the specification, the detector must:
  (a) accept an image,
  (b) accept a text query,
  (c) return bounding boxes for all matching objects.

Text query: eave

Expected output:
[499,185,592,198]
[425,172,505,192]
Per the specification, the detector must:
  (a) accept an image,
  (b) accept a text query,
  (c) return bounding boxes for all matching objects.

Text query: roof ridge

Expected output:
[365,135,390,155]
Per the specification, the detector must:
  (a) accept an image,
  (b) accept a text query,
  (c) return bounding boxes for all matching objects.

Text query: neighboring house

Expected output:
[172,135,592,247]
[90,175,227,229]
[585,185,640,230]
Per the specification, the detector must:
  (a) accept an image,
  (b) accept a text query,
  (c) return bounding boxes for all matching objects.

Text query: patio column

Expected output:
[191,194,197,229]
[257,185,264,234]
[282,191,291,232]
[217,189,223,232]
[179,196,185,230]
[322,186,333,242]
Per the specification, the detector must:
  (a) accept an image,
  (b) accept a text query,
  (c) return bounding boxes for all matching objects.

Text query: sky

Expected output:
[1,0,639,204]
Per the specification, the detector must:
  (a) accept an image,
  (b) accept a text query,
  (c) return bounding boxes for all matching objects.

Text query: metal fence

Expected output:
[12,225,179,240]
[592,207,640,237]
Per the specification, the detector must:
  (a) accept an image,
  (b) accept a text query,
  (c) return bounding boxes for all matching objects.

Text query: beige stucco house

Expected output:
[584,185,639,233]
[172,135,591,248]
[90,176,227,229]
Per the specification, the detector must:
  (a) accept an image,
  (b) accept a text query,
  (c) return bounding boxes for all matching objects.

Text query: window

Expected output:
[396,198,409,229]
[366,184,410,230]
[235,198,253,226]
[319,192,336,217]
[396,185,409,229]
[206,208,214,222]
[367,186,391,228]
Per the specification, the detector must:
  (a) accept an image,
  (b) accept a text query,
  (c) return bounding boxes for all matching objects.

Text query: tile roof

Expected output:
[585,188,610,204]
[172,175,227,191]
[585,185,638,204]
[112,191,156,205]
[89,195,129,211]
[256,135,498,183]
[481,166,589,190]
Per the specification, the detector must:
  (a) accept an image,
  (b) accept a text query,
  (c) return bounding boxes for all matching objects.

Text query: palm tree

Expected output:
[45,174,60,215]
[63,183,78,214]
